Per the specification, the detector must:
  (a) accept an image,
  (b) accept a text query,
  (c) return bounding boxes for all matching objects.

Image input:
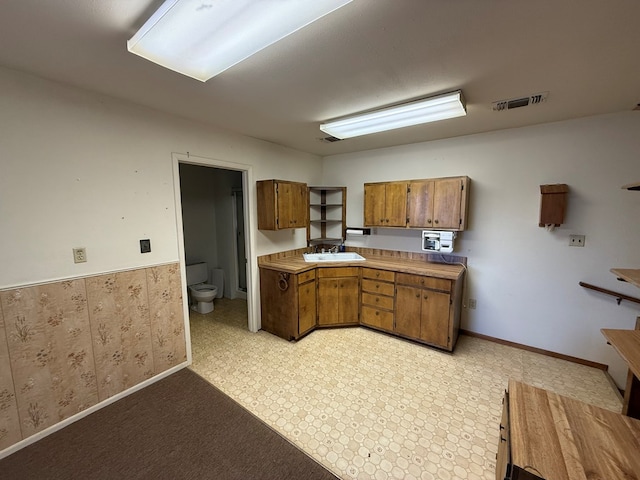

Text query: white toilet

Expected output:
[186,263,218,314]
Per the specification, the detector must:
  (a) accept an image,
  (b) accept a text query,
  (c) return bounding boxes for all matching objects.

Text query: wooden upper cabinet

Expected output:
[433,177,467,230]
[364,182,407,227]
[369,176,469,230]
[257,180,308,230]
[407,180,434,228]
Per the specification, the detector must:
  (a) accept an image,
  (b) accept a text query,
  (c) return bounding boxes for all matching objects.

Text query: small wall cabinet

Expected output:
[308,186,346,247]
[257,179,308,230]
[364,176,469,230]
[538,183,568,227]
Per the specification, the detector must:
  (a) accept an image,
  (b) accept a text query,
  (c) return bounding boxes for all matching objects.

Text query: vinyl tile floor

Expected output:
[188,298,622,480]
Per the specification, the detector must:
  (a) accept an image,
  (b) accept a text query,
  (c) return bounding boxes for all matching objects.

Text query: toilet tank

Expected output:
[186,263,208,286]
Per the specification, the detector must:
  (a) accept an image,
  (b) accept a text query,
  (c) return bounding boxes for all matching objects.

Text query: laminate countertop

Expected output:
[258,253,465,280]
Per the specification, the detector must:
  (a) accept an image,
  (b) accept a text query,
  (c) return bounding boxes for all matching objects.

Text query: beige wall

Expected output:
[322,112,640,387]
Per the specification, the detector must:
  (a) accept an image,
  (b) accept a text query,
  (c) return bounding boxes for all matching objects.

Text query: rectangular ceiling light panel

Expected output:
[127,0,352,81]
[320,91,467,139]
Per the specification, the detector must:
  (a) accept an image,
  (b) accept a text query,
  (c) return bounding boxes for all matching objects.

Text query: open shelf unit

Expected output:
[307,186,346,247]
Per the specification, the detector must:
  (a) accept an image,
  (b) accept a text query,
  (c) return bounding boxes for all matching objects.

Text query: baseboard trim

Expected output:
[460,329,608,371]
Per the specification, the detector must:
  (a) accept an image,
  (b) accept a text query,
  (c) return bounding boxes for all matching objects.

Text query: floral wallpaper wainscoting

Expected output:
[147,264,187,373]
[0,280,99,439]
[86,270,155,401]
[0,262,186,454]
[0,306,21,450]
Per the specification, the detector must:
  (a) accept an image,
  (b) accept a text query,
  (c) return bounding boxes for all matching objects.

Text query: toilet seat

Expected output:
[188,283,218,314]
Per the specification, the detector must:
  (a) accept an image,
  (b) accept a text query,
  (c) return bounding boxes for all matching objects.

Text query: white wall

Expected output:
[322,112,640,386]
[0,66,321,336]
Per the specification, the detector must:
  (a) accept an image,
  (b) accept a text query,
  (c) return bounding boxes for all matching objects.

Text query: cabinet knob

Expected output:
[434,219,439,224]
[385,219,389,223]
[424,295,428,300]
[427,219,432,224]
[375,298,379,303]
[375,272,380,277]
[415,294,420,298]
[375,284,379,289]
[375,311,379,316]
[500,436,507,443]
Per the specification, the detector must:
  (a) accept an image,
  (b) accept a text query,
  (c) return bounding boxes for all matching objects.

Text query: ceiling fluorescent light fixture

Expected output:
[320,90,467,139]
[127,0,353,82]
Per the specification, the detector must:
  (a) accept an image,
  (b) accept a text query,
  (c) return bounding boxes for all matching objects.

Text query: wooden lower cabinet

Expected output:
[259,264,463,351]
[361,268,395,331]
[395,272,461,351]
[317,267,359,326]
[298,273,317,336]
[259,268,316,340]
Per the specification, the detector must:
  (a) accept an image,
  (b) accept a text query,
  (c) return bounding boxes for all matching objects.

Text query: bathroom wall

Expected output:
[179,164,243,298]
[0,263,184,452]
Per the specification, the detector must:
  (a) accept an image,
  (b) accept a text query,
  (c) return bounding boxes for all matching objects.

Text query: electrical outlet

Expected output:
[73,247,87,263]
[468,298,477,310]
[569,235,585,247]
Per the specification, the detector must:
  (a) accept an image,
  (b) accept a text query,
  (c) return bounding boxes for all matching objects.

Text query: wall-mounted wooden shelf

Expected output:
[611,268,640,289]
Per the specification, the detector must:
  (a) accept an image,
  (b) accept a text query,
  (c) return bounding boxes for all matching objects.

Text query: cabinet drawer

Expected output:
[361,279,395,297]
[362,268,395,282]
[361,306,394,331]
[297,269,316,285]
[396,273,450,291]
[317,267,360,278]
[362,292,394,310]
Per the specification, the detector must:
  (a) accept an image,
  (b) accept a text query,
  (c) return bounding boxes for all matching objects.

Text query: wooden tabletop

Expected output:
[610,268,640,289]
[508,380,640,480]
[601,329,640,379]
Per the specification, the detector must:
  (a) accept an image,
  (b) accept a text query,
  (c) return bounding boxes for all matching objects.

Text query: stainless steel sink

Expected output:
[303,252,366,262]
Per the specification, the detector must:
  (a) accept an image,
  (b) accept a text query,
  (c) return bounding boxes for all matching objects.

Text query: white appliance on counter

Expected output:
[422,230,456,253]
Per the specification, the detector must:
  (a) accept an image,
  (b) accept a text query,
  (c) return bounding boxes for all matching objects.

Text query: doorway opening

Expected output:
[172,153,257,340]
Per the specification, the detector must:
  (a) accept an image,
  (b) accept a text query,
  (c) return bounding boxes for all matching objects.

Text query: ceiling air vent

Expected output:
[320,135,343,143]
[492,92,549,111]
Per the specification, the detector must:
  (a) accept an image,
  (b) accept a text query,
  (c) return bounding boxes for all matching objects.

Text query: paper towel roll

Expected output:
[346,229,364,235]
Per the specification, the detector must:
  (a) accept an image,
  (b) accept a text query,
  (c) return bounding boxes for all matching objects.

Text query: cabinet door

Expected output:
[338,276,359,324]
[317,278,340,325]
[364,183,386,226]
[420,290,450,348]
[298,281,316,335]
[394,285,422,338]
[277,182,306,228]
[432,178,463,229]
[384,182,408,227]
[292,182,308,227]
[407,180,435,228]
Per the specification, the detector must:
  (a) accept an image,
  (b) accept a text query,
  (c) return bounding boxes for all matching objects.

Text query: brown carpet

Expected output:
[0,368,339,480]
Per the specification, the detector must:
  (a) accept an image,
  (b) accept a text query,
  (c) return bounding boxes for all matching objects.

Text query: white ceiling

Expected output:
[1,0,639,156]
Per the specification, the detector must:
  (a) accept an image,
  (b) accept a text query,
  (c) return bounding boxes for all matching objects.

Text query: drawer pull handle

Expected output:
[500,436,507,443]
